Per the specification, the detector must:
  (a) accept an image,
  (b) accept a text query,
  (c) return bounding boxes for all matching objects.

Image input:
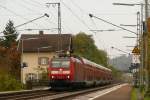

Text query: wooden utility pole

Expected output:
[145,0,150,94]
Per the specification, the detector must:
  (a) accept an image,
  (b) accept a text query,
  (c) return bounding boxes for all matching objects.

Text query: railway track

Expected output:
[0,83,120,100]
[33,84,120,100]
[0,89,60,100]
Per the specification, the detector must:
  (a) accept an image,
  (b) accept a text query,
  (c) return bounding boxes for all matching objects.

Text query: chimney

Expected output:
[39,30,44,35]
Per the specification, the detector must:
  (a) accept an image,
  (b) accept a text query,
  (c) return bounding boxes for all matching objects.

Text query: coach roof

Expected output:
[82,58,111,71]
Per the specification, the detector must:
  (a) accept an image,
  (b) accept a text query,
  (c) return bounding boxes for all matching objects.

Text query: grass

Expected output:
[131,88,137,100]
[144,97,150,100]
[131,85,150,100]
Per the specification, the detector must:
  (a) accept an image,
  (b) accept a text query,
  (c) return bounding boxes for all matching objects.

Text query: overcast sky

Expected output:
[0,0,144,58]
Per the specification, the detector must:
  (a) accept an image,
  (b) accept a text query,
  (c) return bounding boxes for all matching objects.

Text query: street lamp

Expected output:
[89,14,137,35]
[0,13,49,37]
[113,3,144,33]
[113,2,145,87]
[111,46,130,55]
[15,13,49,28]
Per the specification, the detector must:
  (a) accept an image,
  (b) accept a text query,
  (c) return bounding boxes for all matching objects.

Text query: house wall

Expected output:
[21,52,55,84]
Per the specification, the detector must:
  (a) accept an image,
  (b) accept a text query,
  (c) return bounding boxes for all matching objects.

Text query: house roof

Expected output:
[18,33,72,52]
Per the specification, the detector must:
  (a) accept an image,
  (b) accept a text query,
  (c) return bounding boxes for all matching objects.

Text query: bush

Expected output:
[0,73,23,92]
[131,88,137,100]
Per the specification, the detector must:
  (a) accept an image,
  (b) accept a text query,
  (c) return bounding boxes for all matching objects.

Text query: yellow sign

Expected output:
[132,46,140,54]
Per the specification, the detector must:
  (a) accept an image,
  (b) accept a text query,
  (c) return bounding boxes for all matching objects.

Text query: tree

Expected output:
[0,20,20,79]
[1,20,18,47]
[6,42,21,79]
[73,32,108,67]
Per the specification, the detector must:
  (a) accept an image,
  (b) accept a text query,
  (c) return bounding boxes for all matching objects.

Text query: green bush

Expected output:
[144,96,150,100]
[0,73,23,92]
[131,88,137,100]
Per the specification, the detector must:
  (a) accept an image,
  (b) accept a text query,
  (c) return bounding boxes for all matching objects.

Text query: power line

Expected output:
[61,1,108,51]
[12,0,50,29]
[15,13,49,28]
[20,0,56,29]
[0,4,27,20]
[89,13,137,35]
[69,0,87,14]
[90,29,122,32]
[61,1,92,31]
[22,0,43,8]
[90,16,108,50]
[30,0,43,6]
[14,0,41,14]
[51,5,73,33]
[111,46,130,55]
[0,13,49,37]
[0,4,48,30]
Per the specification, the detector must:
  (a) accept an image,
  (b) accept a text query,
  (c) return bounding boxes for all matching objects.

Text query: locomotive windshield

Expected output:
[51,59,70,68]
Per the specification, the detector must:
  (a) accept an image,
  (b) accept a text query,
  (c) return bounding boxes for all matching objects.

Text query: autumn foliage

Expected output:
[0,42,20,79]
[0,20,20,79]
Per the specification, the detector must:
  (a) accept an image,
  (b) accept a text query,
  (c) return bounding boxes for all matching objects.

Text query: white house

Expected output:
[18,31,72,83]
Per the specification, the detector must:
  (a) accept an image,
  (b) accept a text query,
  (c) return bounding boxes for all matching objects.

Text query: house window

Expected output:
[25,73,37,81]
[38,57,49,65]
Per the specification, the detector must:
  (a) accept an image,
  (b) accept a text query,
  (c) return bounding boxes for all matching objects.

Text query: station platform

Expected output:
[94,84,131,100]
[71,83,131,100]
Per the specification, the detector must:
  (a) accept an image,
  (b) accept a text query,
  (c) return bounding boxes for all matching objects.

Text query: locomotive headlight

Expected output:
[67,75,70,79]
[51,76,54,79]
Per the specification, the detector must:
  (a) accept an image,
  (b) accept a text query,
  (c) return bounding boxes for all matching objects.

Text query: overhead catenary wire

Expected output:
[90,16,108,51]
[20,0,57,29]
[0,4,48,30]
[90,29,123,32]
[61,1,92,31]
[89,13,137,35]
[51,4,73,33]
[61,1,108,51]
[13,0,41,14]
[22,0,44,9]
[16,28,58,31]
[13,0,51,29]
[15,13,49,28]
[0,4,27,20]
[69,0,87,15]
[65,0,108,51]
[0,13,49,37]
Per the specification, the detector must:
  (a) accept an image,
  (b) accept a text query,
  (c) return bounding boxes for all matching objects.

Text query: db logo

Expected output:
[59,69,63,74]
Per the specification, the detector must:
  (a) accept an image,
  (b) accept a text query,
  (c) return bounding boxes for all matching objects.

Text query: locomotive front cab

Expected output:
[49,57,72,81]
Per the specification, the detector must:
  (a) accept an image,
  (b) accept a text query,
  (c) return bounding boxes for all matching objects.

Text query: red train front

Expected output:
[48,57,74,88]
[48,56,112,89]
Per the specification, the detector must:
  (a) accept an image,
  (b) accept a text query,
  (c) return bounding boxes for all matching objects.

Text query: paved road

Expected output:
[94,84,131,100]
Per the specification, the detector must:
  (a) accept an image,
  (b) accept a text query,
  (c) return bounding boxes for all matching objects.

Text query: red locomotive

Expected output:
[48,56,112,89]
